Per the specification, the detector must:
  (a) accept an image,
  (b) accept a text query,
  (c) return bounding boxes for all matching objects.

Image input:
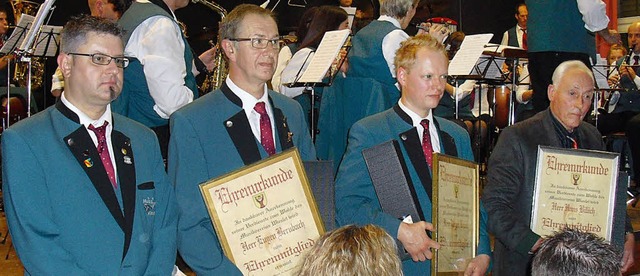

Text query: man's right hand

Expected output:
[397,221,440,262]
[598,29,622,45]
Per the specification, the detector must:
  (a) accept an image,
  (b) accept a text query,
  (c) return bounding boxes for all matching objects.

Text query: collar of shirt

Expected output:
[398,100,441,153]
[60,92,113,131]
[378,15,402,29]
[226,77,275,142]
[549,110,579,149]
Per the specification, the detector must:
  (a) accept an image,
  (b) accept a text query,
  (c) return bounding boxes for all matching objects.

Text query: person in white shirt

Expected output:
[500,3,528,49]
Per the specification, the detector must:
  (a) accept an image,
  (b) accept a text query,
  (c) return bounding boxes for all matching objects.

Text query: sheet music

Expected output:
[0,15,35,54]
[449,33,493,76]
[593,54,611,89]
[341,7,357,30]
[33,25,62,57]
[297,29,350,83]
[484,43,523,53]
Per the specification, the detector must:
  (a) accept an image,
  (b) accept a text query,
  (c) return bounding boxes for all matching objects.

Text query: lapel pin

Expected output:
[287,132,293,143]
[83,150,89,156]
[67,138,74,146]
[121,148,127,155]
[124,156,132,165]
[84,158,93,168]
[225,120,233,128]
[400,134,407,141]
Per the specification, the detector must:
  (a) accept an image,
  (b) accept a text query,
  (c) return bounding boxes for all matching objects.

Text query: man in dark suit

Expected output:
[335,34,491,276]
[482,60,635,275]
[168,4,316,275]
[2,15,178,275]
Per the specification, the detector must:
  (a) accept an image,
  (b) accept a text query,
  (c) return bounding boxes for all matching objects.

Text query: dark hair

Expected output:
[298,6,348,50]
[109,0,133,15]
[295,7,319,45]
[61,15,123,53]
[446,31,465,59]
[532,228,622,276]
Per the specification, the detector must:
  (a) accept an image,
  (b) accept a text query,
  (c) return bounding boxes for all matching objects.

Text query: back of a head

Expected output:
[298,5,348,50]
[379,0,416,19]
[531,228,622,276]
[296,224,402,276]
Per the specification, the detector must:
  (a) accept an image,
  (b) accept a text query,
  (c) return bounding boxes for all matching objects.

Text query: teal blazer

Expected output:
[335,105,491,275]
[2,101,178,275]
[168,82,316,275]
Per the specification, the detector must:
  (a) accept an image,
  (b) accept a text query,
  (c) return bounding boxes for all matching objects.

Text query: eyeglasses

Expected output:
[228,37,285,49]
[68,53,130,68]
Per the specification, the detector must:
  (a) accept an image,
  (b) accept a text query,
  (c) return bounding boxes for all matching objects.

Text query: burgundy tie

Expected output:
[254,102,276,156]
[88,122,117,189]
[420,119,433,168]
[521,28,527,50]
[633,56,639,66]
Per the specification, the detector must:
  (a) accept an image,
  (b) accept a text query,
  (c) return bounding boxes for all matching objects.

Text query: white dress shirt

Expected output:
[60,92,118,181]
[226,77,276,143]
[125,0,198,119]
[398,100,442,153]
[577,0,610,32]
[380,15,410,78]
[272,46,293,92]
[279,47,315,98]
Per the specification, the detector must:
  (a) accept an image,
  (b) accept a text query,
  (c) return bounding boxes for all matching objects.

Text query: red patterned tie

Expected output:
[88,122,117,189]
[254,102,276,156]
[633,56,639,66]
[521,28,527,50]
[420,119,433,168]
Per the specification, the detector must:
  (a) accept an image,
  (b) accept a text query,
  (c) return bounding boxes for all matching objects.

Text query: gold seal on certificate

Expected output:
[200,149,324,275]
[431,153,479,274]
[531,146,623,243]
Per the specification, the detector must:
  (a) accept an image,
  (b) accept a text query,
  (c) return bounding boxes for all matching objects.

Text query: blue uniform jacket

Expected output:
[335,105,491,275]
[168,82,316,275]
[2,101,178,275]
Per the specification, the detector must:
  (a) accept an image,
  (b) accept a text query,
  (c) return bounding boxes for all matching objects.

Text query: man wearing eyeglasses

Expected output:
[112,0,217,162]
[2,15,178,274]
[168,4,316,275]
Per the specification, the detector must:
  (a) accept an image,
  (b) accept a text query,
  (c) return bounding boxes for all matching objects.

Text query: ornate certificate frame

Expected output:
[431,153,479,275]
[200,148,324,275]
[531,146,620,243]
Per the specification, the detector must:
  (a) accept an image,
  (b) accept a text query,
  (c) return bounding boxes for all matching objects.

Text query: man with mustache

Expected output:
[2,15,178,274]
[168,4,316,275]
[483,60,635,275]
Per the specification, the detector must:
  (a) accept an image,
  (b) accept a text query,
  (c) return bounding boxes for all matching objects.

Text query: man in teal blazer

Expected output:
[168,5,316,275]
[335,34,491,275]
[2,15,177,275]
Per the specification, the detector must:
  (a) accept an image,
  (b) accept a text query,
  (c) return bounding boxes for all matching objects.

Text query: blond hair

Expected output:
[394,34,447,73]
[295,224,402,276]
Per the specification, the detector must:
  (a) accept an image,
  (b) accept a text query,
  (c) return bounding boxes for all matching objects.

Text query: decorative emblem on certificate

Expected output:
[431,153,479,274]
[200,148,324,275]
[531,146,626,246]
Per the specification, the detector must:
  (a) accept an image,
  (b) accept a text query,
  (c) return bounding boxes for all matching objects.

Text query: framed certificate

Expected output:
[200,148,324,275]
[431,153,479,274]
[531,146,623,245]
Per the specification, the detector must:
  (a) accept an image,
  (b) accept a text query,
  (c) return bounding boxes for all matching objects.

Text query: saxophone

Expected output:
[191,0,227,94]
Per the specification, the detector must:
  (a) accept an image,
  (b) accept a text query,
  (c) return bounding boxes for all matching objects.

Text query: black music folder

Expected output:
[362,140,423,260]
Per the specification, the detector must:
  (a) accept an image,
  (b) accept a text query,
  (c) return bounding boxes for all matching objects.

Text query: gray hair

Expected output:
[551,60,594,86]
[379,0,418,19]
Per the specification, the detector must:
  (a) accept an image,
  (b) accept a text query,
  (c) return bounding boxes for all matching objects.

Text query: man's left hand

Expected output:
[464,254,490,276]
[199,47,218,72]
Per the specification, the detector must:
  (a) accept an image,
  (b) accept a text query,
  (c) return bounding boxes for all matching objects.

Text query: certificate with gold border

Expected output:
[200,148,324,275]
[531,146,620,242]
[431,153,479,275]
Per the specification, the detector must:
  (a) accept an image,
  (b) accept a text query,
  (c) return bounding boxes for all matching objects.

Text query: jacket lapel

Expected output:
[433,118,458,156]
[111,127,136,259]
[64,127,126,232]
[394,105,434,199]
[270,96,294,151]
[221,82,262,165]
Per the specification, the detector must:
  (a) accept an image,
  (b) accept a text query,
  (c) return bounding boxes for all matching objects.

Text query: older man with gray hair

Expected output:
[482,60,635,275]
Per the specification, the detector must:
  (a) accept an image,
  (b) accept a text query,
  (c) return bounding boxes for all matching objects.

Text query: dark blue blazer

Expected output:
[2,101,178,275]
[168,82,316,275]
[335,105,491,275]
